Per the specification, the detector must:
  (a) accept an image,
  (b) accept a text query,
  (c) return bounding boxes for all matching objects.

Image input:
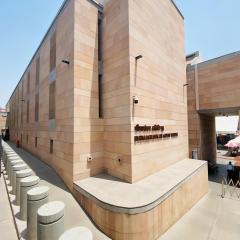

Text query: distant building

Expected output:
[0,108,7,134]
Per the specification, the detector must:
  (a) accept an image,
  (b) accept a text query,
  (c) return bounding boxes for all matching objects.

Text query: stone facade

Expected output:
[0,109,7,132]
[7,0,189,187]
[187,51,240,162]
[6,1,208,239]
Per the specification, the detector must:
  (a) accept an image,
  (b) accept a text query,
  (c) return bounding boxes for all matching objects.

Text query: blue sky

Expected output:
[0,0,240,107]
[175,0,240,60]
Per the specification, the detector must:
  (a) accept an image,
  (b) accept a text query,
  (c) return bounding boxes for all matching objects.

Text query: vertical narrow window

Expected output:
[35,57,40,122]
[35,94,39,122]
[21,82,24,125]
[98,75,103,118]
[49,82,56,120]
[26,100,30,123]
[50,31,56,72]
[26,135,28,144]
[50,139,53,154]
[35,137,37,148]
[98,18,102,61]
[20,134,22,145]
[27,72,30,94]
[36,57,40,87]
[98,15,103,118]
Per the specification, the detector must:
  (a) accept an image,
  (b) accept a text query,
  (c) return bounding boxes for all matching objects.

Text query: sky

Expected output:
[0,1,239,130]
[215,116,239,133]
[0,0,64,108]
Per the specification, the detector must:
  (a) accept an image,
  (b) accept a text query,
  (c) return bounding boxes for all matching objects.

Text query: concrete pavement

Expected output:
[4,142,110,240]
[159,157,240,240]
[0,175,18,240]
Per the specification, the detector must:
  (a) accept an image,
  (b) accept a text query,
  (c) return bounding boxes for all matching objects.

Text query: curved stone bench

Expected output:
[37,201,65,240]
[27,186,49,240]
[74,159,208,240]
[20,176,40,220]
[59,226,93,240]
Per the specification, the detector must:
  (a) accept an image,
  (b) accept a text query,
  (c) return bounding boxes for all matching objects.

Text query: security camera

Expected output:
[133,96,139,104]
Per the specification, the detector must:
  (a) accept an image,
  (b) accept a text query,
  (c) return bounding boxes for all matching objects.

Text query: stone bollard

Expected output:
[6,155,20,177]
[9,160,23,185]
[3,150,14,166]
[20,176,40,220]
[27,186,49,240]
[59,227,93,240]
[12,164,28,194]
[37,201,65,240]
[15,169,32,206]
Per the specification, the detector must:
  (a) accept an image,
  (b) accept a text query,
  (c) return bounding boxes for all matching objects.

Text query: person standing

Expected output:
[226,161,234,181]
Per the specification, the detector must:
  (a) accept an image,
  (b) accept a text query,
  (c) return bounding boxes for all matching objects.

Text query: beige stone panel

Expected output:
[74,164,208,240]
[7,0,75,189]
[73,142,103,155]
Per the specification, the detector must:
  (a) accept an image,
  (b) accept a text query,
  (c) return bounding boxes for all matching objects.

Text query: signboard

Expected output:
[134,124,178,143]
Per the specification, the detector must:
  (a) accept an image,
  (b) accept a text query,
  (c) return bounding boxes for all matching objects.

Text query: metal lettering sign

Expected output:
[134,124,178,143]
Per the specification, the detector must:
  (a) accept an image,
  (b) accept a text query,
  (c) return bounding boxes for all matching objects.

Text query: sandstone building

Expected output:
[6,0,208,239]
[187,51,240,164]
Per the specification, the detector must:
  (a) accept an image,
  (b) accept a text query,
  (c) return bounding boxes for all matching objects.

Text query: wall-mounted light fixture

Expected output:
[62,60,70,65]
[133,96,139,104]
[20,99,25,102]
[135,55,143,61]
[183,83,189,87]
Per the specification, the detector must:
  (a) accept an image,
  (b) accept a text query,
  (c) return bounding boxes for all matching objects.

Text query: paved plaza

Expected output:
[160,153,240,240]
[1,146,240,240]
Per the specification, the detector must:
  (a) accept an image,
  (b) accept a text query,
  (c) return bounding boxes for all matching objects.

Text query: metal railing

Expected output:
[221,177,240,199]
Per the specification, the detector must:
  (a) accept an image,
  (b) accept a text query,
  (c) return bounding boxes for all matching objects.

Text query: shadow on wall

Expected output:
[83,18,104,180]
[7,141,69,192]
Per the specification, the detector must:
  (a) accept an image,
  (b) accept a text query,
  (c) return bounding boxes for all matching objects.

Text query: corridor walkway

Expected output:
[3,142,109,240]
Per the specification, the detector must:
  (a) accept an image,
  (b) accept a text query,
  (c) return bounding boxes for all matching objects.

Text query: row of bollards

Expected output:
[1,142,92,240]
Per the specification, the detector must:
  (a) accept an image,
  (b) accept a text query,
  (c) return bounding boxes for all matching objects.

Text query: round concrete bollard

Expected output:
[20,176,40,220]
[3,150,14,165]
[9,160,23,185]
[59,227,93,240]
[27,186,50,240]
[12,164,28,194]
[15,169,32,206]
[37,201,65,240]
[6,155,20,176]
[7,156,21,177]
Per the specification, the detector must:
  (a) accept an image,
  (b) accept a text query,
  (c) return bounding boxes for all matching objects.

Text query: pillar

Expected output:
[37,201,65,240]
[200,114,217,164]
[27,186,49,240]
[20,176,40,220]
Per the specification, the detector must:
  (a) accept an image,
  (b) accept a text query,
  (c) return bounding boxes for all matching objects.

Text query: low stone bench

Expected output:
[12,164,28,194]
[59,226,93,240]
[27,186,49,240]
[20,176,40,220]
[37,201,65,240]
[15,169,32,205]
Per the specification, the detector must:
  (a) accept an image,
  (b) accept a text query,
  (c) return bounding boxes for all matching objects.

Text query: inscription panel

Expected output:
[134,124,178,143]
